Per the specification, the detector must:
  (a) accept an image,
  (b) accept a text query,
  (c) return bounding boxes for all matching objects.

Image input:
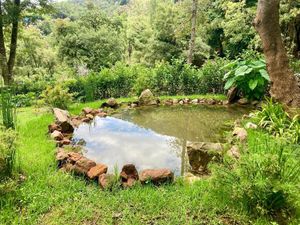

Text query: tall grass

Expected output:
[0,86,16,129]
[0,84,17,180]
[212,131,300,223]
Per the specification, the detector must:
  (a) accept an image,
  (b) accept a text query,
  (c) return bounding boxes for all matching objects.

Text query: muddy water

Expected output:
[72,105,250,175]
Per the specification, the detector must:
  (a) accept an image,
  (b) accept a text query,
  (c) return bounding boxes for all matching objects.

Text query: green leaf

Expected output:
[222,60,238,70]
[235,65,249,76]
[223,71,232,80]
[224,78,235,90]
[259,69,270,81]
[250,60,266,69]
[249,79,258,90]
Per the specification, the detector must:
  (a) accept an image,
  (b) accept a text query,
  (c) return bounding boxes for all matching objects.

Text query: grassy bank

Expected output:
[0,97,298,225]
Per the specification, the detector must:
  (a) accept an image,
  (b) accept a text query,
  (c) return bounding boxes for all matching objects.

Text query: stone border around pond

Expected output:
[49,90,257,189]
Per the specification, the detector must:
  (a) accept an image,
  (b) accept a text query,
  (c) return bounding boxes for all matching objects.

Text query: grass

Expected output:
[0,97,297,225]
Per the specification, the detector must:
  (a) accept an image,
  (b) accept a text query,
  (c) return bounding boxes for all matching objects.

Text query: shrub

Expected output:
[199,58,229,94]
[252,99,300,144]
[223,59,270,100]
[0,126,17,180]
[212,133,300,221]
[40,84,73,109]
[12,92,37,107]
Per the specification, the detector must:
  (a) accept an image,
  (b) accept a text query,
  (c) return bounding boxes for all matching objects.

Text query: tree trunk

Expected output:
[254,0,300,107]
[187,0,198,64]
[0,0,20,85]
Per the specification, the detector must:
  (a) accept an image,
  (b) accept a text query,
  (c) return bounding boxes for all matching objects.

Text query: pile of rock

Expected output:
[162,98,224,106]
[56,148,174,189]
[49,108,107,146]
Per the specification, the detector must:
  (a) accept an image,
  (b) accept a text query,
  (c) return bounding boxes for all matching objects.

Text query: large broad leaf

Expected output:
[259,69,270,81]
[235,65,249,76]
[249,79,258,90]
[250,60,266,69]
[224,77,235,90]
[222,60,238,70]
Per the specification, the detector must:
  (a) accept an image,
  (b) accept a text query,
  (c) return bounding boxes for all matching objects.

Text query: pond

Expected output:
[72,105,250,175]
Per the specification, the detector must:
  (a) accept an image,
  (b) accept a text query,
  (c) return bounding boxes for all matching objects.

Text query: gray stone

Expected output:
[138,89,157,106]
[233,127,248,142]
[187,142,223,174]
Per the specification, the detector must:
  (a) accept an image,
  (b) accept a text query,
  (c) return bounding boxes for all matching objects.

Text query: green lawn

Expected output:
[0,98,290,225]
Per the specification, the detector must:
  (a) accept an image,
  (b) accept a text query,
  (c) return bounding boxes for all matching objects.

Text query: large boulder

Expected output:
[87,164,108,179]
[139,169,174,185]
[120,164,139,187]
[138,89,157,106]
[53,108,74,133]
[187,142,223,174]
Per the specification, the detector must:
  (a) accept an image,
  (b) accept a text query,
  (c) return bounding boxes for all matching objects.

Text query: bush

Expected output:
[212,132,300,221]
[223,58,270,100]
[12,92,37,107]
[0,126,17,180]
[40,84,73,109]
[252,99,300,144]
[199,58,229,94]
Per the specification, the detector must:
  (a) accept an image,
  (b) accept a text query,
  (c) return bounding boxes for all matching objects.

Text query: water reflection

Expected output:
[73,105,250,175]
[73,117,182,174]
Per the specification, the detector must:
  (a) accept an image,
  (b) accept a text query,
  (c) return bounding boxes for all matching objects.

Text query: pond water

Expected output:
[72,105,250,175]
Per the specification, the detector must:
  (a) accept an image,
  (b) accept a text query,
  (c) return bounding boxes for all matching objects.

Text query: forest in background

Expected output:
[1,0,298,106]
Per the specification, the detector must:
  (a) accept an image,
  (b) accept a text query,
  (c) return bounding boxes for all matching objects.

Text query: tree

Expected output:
[187,0,198,64]
[254,0,300,107]
[0,0,20,85]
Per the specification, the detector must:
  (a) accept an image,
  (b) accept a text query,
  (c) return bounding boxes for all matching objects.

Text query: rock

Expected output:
[48,123,61,133]
[120,164,139,187]
[53,108,74,133]
[74,157,96,175]
[130,103,138,108]
[82,107,93,115]
[251,100,260,106]
[59,138,71,146]
[87,164,108,179]
[86,114,94,120]
[99,174,117,189]
[56,148,69,168]
[184,172,201,184]
[191,99,199,104]
[67,152,83,163]
[164,99,173,106]
[81,117,91,123]
[227,146,240,160]
[139,169,174,185]
[56,148,69,161]
[183,98,190,104]
[138,89,157,106]
[238,98,249,105]
[245,122,258,129]
[207,99,216,105]
[172,99,179,104]
[233,127,248,142]
[187,142,223,174]
[227,86,238,104]
[51,130,64,141]
[107,98,118,108]
[179,100,184,105]
[71,117,82,127]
